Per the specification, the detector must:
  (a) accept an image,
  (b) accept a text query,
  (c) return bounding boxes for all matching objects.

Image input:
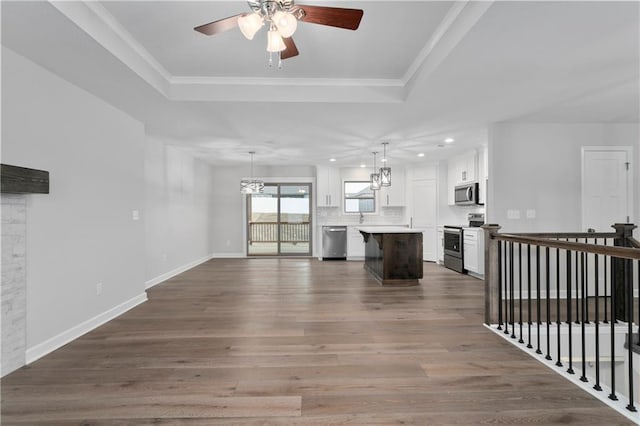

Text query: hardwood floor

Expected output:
[1,259,632,424]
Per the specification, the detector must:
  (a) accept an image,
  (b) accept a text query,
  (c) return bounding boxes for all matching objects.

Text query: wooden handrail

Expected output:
[508,232,617,239]
[629,237,640,248]
[490,233,640,260]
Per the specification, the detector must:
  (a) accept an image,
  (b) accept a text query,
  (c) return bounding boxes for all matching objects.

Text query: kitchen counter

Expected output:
[358,228,423,286]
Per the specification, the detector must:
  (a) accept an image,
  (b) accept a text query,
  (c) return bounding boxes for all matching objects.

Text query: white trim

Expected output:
[211,252,246,258]
[581,146,634,231]
[145,254,214,289]
[47,0,493,103]
[25,293,147,365]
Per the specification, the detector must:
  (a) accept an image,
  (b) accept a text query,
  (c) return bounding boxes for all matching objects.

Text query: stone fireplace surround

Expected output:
[1,194,27,375]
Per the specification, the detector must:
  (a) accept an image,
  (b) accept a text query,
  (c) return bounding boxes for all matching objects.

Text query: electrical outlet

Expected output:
[526,209,536,219]
[132,210,140,221]
[96,282,103,295]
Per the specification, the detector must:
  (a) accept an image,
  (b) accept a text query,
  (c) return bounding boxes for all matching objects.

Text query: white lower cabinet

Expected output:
[347,226,365,260]
[463,228,484,277]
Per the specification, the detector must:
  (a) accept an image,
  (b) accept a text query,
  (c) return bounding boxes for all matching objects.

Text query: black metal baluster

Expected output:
[545,247,551,360]
[584,238,589,323]
[580,251,587,382]
[626,259,636,412]
[609,254,617,401]
[567,250,574,374]
[593,249,601,391]
[498,241,503,330]
[536,246,541,354]
[510,242,516,339]
[556,247,562,367]
[604,239,609,324]
[504,241,510,335]
[575,239,580,324]
[518,243,524,344]
[527,244,532,349]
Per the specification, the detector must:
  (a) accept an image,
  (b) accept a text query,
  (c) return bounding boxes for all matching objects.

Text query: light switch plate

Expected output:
[507,209,521,220]
[132,210,140,221]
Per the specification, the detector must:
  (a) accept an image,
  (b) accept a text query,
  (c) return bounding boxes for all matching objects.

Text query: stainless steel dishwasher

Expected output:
[322,226,347,260]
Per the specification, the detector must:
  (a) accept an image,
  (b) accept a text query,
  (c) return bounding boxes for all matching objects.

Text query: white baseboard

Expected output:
[25,293,147,366]
[210,252,245,258]
[145,254,214,289]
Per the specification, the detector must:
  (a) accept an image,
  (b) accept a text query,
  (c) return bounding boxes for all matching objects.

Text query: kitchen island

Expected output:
[358,227,423,286]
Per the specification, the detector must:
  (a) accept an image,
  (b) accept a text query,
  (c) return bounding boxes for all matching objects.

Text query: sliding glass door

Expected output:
[247,183,312,256]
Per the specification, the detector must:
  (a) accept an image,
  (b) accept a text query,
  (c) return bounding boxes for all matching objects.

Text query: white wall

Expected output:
[488,122,639,233]
[209,165,315,256]
[144,138,214,286]
[1,47,145,356]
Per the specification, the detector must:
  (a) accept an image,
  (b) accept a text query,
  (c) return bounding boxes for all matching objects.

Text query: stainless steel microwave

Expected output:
[454,182,479,205]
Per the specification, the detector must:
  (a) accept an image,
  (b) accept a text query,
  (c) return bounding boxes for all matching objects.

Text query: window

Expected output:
[344,181,376,213]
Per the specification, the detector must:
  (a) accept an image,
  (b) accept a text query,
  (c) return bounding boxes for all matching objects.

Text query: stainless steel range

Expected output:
[443,226,464,273]
[443,213,484,273]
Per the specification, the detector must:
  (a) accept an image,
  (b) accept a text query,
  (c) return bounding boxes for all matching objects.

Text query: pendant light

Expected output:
[370,151,381,191]
[380,142,391,187]
[240,152,264,194]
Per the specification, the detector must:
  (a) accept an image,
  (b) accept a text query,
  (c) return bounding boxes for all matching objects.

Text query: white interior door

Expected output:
[411,179,437,261]
[582,147,632,231]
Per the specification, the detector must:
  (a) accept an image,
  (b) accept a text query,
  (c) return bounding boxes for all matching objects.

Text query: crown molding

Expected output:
[48,0,491,103]
[49,0,171,97]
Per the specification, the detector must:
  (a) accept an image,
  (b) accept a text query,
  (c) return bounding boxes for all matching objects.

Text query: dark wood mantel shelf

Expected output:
[1,164,49,194]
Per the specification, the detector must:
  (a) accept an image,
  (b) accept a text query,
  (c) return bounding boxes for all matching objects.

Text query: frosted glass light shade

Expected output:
[238,13,263,40]
[273,11,297,38]
[241,179,265,194]
[370,173,381,191]
[267,29,286,52]
[380,167,391,186]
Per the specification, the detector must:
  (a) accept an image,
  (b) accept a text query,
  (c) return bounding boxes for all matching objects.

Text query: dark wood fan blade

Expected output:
[297,5,363,30]
[281,37,299,60]
[194,13,243,36]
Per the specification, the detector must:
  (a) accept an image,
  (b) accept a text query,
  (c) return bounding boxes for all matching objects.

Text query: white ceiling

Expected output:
[2,1,638,167]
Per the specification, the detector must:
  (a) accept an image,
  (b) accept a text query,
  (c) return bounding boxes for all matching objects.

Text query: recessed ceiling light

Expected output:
[360,164,366,168]
[417,153,425,157]
[329,158,336,162]
[445,138,455,143]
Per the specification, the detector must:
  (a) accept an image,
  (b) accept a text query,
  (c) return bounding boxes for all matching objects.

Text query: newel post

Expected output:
[482,224,501,325]
[612,223,637,322]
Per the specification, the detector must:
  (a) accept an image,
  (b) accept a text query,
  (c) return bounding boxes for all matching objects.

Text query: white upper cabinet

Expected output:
[447,149,478,205]
[316,166,340,207]
[379,167,405,207]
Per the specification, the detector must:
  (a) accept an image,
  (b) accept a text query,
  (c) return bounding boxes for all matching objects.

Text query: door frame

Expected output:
[581,146,634,231]
[244,180,313,257]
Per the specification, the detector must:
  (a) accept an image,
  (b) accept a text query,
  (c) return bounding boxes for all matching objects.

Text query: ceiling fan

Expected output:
[194,0,364,66]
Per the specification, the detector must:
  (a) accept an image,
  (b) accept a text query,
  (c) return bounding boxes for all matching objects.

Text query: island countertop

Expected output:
[357,226,422,234]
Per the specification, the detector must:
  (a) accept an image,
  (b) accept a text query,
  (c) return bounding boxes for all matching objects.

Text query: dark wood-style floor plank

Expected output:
[1,259,632,424]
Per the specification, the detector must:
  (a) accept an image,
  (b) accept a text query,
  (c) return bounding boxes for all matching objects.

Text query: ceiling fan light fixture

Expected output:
[267,29,286,52]
[238,13,264,40]
[273,11,298,38]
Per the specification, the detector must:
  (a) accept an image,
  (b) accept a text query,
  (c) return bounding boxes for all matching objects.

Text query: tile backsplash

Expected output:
[316,206,407,226]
